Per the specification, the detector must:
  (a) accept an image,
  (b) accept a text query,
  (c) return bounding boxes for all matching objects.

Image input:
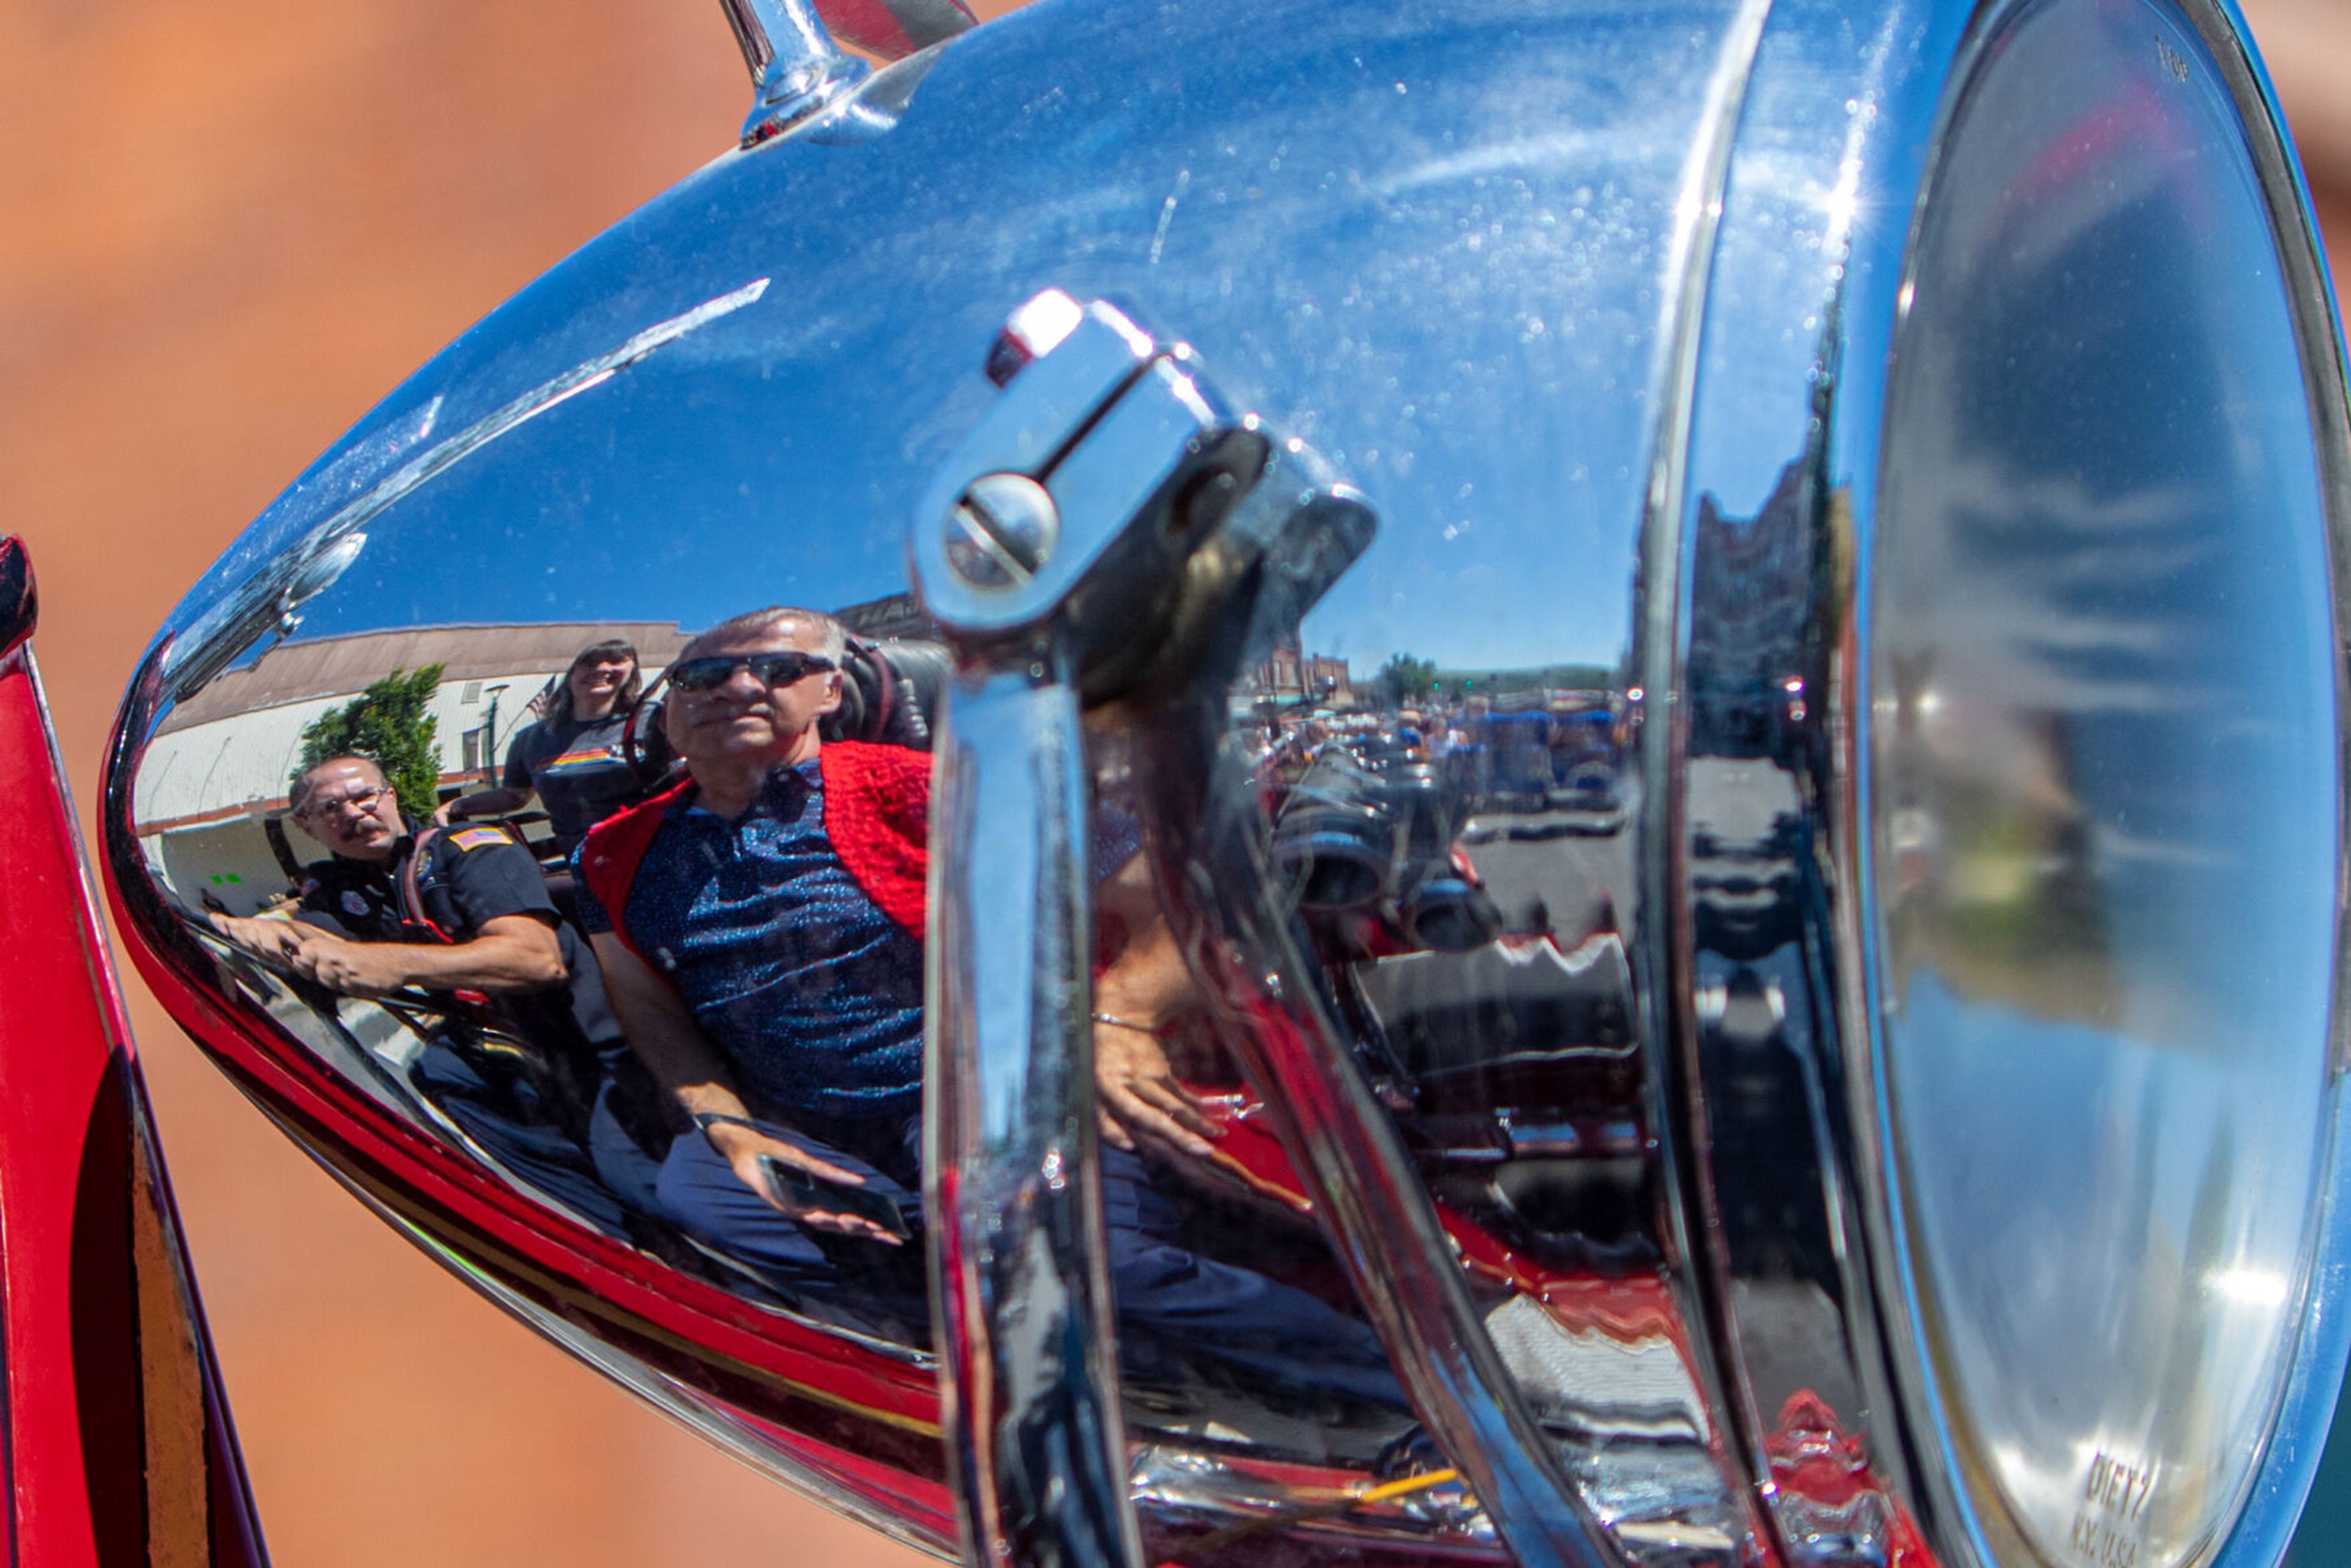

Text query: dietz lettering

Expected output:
[2071,1450,2159,1568]
[2083,1450,2158,1521]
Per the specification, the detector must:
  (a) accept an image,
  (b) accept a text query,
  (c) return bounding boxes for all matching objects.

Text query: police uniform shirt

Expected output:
[296,823,621,1053]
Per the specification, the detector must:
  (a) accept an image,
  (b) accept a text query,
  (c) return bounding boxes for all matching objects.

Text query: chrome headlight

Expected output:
[104,1,2351,1565]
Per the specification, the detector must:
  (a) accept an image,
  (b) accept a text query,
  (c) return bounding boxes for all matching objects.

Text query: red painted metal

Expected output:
[0,535,267,1566]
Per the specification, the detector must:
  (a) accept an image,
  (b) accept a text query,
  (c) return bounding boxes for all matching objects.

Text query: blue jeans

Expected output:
[653,1109,1407,1410]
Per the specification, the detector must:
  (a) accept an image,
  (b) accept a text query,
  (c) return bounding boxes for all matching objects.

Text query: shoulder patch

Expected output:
[449,827,511,851]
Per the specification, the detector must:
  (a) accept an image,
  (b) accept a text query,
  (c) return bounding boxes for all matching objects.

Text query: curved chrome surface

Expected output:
[101,0,2350,1564]
[1656,3,1973,1566]
[1659,0,2351,1565]
[721,0,872,147]
[929,664,1139,1568]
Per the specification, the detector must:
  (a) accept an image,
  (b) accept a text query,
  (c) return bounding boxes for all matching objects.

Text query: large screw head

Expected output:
[945,472,1059,590]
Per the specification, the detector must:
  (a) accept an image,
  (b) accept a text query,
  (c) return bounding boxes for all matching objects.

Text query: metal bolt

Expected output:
[945,472,1059,590]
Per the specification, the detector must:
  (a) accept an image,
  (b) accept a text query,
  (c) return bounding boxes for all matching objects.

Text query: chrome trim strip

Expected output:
[1625,0,1777,1530]
[926,663,1142,1568]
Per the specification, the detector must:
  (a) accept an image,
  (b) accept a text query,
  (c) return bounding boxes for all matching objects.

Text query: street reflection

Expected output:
[1676,437,1927,1566]
[135,598,1434,1468]
[127,562,1772,1554]
[127,478,1964,1562]
[1228,638,1790,1560]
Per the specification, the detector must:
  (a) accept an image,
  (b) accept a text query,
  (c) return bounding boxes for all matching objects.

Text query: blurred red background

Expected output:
[0,2,2341,1563]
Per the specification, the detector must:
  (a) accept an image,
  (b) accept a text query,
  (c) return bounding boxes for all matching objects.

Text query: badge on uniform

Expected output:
[340,890,370,917]
[449,828,509,851]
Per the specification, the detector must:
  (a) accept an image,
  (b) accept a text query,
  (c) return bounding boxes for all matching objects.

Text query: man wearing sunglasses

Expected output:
[576,608,1408,1408]
[578,609,928,1261]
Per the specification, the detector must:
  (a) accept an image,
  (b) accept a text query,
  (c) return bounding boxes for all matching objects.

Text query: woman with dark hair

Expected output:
[442,639,672,856]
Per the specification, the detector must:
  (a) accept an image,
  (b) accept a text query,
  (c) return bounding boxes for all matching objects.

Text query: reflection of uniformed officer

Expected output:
[289,817,619,1063]
[210,756,628,1198]
[212,754,618,1052]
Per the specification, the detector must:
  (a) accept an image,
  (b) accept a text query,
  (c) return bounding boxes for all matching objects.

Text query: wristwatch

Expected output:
[692,1111,759,1139]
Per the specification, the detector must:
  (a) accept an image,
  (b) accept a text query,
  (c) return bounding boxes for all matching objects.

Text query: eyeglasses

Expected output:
[298,784,389,820]
[667,650,838,692]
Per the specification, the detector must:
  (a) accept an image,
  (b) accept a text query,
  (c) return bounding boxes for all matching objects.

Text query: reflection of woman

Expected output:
[443,639,671,855]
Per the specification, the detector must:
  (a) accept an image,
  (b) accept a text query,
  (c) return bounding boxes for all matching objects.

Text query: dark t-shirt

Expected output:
[295,824,621,1054]
[502,711,666,852]
[1482,708,1557,792]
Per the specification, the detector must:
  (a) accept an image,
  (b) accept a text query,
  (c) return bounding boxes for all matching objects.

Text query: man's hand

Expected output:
[1094,1018,1220,1161]
[594,929,904,1245]
[705,1121,904,1245]
[1089,853,1220,1161]
[206,915,415,998]
[206,910,312,964]
[283,931,415,999]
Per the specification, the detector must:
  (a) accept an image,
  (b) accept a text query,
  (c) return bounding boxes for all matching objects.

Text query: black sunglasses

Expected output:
[667,650,839,692]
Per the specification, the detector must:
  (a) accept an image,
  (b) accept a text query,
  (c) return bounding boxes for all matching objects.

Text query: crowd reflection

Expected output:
[185,609,1419,1432]
[209,750,632,1228]
[161,596,1825,1550]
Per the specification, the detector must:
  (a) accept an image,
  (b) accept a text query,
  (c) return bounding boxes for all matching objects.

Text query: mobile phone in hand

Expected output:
[756,1154,912,1240]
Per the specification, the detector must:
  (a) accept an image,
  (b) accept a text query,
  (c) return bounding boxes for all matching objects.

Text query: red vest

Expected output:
[577,741,931,972]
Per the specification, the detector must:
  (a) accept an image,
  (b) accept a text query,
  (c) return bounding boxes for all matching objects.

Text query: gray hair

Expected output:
[287,754,388,817]
[675,606,849,666]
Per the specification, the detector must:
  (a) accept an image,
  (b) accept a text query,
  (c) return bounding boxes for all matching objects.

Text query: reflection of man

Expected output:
[578,609,934,1257]
[580,607,1405,1404]
[213,756,599,1023]
[210,754,626,1175]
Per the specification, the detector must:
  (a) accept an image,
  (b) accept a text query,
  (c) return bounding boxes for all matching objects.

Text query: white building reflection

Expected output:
[133,621,692,915]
